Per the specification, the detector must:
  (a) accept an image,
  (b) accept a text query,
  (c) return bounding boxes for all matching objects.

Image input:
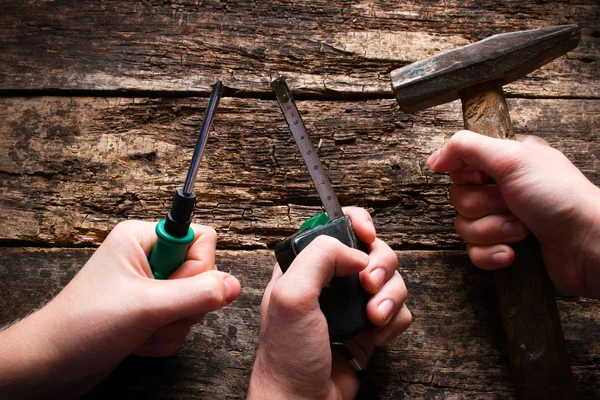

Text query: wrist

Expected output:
[0,306,66,398]
[248,351,327,400]
[0,294,101,399]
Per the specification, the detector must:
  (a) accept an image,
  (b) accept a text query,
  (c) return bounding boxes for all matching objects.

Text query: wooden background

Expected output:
[1,1,599,398]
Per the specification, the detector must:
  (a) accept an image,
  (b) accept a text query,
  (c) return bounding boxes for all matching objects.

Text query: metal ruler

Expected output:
[271,76,343,221]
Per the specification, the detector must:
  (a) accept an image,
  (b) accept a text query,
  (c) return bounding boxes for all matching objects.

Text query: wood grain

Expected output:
[0,97,598,248]
[1,1,599,398]
[1,248,599,399]
[0,1,598,97]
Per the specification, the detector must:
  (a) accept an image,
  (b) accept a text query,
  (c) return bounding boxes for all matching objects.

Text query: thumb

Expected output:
[147,271,240,323]
[428,130,528,182]
[272,235,369,310]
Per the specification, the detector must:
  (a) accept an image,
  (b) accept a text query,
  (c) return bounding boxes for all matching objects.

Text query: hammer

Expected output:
[390,25,580,399]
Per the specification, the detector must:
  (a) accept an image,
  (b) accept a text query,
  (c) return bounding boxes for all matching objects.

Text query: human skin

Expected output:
[427,130,600,298]
[248,207,412,400]
[0,220,240,399]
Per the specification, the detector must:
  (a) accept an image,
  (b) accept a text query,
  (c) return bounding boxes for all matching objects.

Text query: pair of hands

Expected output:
[2,128,599,398]
[0,209,410,400]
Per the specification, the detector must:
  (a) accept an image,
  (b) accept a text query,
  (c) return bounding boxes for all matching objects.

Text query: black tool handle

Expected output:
[275,216,372,342]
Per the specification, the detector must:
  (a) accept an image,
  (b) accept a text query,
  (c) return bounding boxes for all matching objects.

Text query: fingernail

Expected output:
[353,248,370,265]
[488,193,507,211]
[369,268,386,290]
[501,220,526,238]
[375,326,392,345]
[427,149,440,167]
[377,299,394,322]
[491,251,510,266]
[223,276,238,304]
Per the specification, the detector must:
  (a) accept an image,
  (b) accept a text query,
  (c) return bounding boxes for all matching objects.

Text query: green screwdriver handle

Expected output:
[149,220,195,280]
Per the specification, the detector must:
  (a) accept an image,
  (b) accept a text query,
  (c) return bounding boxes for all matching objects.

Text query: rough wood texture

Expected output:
[1,97,598,249]
[1,1,599,399]
[0,1,598,98]
[1,248,599,399]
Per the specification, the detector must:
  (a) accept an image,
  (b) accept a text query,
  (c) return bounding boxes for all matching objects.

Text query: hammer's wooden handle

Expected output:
[461,85,574,399]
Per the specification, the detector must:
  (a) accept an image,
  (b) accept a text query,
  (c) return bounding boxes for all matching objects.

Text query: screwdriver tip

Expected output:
[212,80,224,96]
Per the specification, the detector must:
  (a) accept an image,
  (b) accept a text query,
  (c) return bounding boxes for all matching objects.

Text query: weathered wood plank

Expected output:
[1,97,598,248]
[1,248,598,399]
[0,0,598,97]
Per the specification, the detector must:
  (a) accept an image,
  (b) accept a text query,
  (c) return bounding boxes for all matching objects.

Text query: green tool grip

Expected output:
[149,220,195,280]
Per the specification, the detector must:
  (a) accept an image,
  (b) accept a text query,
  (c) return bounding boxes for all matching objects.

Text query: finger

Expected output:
[449,184,508,219]
[270,236,369,315]
[133,320,192,357]
[331,349,362,400]
[466,243,515,270]
[147,271,240,324]
[515,133,550,148]
[344,332,374,365]
[366,271,407,326]
[455,213,529,245]
[178,313,206,325]
[373,304,412,347]
[169,224,218,279]
[105,220,158,256]
[359,238,398,294]
[331,332,376,398]
[427,130,526,181]
[343,206,376,245]
[260,263,284,321]
[448,167,489,185]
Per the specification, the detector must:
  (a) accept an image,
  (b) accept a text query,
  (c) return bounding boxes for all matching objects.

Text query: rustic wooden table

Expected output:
[1,1,599,399]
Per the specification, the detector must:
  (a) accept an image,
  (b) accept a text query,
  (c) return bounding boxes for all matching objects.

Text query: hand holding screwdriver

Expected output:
[149,81,223,279]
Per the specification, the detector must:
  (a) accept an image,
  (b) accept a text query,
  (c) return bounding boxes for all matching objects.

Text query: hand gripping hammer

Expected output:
[390,25,581,399]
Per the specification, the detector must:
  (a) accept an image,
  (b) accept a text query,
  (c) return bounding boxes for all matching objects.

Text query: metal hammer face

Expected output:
[390,25,580,113]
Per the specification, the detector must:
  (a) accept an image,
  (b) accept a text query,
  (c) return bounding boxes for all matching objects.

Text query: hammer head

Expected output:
[390,25,580,113]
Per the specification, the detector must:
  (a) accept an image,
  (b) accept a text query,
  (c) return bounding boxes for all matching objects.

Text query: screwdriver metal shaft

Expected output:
[149,80,223,280]
[184,80,223,195]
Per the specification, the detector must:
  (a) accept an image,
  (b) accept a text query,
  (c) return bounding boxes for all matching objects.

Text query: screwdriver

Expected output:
[271,76,371,341]
[149,80,223,280]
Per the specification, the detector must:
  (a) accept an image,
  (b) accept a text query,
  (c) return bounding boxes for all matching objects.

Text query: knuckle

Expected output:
[306,236,342,262]
[454,129,474,141]
[369,243,398,272]
[492,145,531,180]
[389,251,400,270]
[201,274,225,308]
[403,307,413,326]
[391,272,408,303]
[111,220,139,235]
[310,235,340,251]
[269,283,311,314]
[452,189,479,217]
[453,217,467,237]
[398,282,408,304]
[523,134,549,147]
[202,226,218,241]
